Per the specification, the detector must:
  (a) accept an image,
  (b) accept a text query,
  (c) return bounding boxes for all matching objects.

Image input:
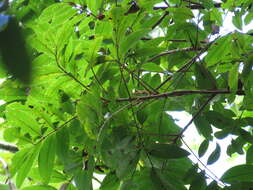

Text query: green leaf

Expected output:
[74,157,95,190]
[205,111,234,129]
[21,185,57,190]
[194,116,213,139]
[241,54,253,83]
[205,35,232,66]
[189,171,207,190]
[168,7,194,22]
[38,134,56,184]
[150,168,173,190]
[141,63,164,72]
[244,11,253,25]
[148,143,190,159]
[56,127,69,164]
[232,12,242,30]
[194,63,217,89]
[228,64,239,92]
[198,140,209,158]
[16,144,41,188]
[5,103,41,136]
[76,90,102,139]
[85,36,103,75]
[246,146,253,164]
[200,0,214,9]
[100,173,120,190]
[207,143,221,165]
[0,17,31,83]
[0,184,9,190]
[119,29,151,57]
[221,164,253,183]
[210,8,222,26]
[86,0,104,14]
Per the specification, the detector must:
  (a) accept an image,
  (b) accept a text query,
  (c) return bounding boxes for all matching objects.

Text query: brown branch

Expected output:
[0,142,18,153]
[116,89,245,102]
[153,3,221,10]
[154,40,215,91]
[147,46,203,62]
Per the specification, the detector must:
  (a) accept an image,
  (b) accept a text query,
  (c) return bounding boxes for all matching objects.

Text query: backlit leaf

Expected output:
[38,135,56,184]
[207,143,221,165]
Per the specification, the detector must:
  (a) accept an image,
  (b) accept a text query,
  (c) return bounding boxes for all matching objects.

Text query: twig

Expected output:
[175,94,215,141]
[123,65,159,94]
[153,3,221,10]
[55,52,89,91]
[181,138,226,187]
[147,46,203,62]
[0,157,16,190]
[116,89,244,102]
[36,116,77,145]
[154,41,213,91]
[151,11,169,29]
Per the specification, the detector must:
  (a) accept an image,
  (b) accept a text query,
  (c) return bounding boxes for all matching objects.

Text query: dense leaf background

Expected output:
[0,0,253,189]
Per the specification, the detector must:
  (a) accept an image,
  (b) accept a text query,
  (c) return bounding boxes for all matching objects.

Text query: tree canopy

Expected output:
[0,0,253,189]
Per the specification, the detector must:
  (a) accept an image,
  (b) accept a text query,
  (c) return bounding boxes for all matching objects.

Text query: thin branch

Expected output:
[147,46,203,62]
[91,67,107,93]
[116,89,244,102]
[36,116,77,145]
[123,65,159,94]
[55,52,89,91]
[0,157,16,190]
[140,131,178,137]
[154,40,214,91]
[0,142,18,153]
[151,11,170,29]
[181,138,226,187]
[175,94,215,141]
[153,3,221,10]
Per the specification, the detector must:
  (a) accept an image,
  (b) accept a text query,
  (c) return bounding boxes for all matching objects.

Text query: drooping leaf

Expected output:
[16,144,41,188]
[221,164,253,184]
[147,143,190,159]
[207,143,221,165]
[194,63,217,89]
[194,116,213,139]
[232,12,242,30]
[38,134,56,184]
[205,35,232,66]
[119,29,151,57]
[198,139,209,158]
[228,64,239,92]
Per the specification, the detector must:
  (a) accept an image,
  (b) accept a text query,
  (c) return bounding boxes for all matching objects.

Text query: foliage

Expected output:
[0,0,253,189]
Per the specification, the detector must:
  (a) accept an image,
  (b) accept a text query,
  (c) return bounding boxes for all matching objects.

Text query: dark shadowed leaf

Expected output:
[246,146,253,164]
[207,143,221,165]
[148,143,190,159]
[221,164,253,183]
[198,139,209,157]
[0,17,31,83]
